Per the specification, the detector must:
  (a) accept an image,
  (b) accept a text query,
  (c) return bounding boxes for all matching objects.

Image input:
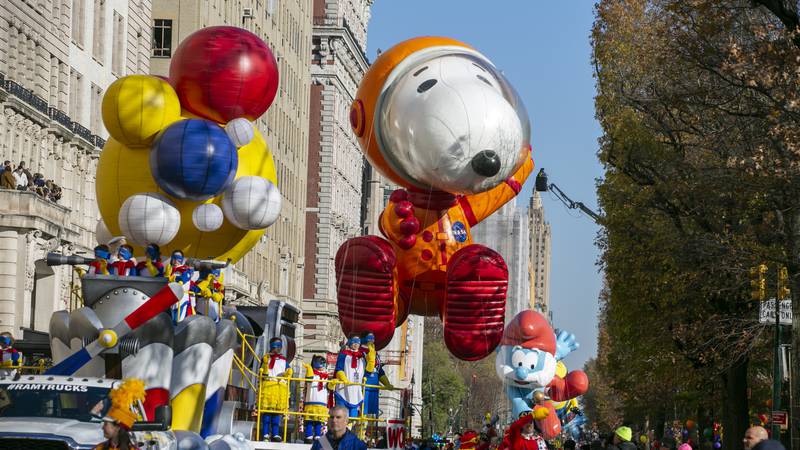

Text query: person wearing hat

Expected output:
[334,334,375,417]
[96,378,145,450]
[607,427,636,450]
[259,337,293,442]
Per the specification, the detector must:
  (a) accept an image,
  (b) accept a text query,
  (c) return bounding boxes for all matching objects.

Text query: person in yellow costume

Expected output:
[259,337,293,442]
[95,378,146,450]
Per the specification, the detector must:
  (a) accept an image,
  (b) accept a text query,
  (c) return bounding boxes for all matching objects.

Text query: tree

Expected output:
[592,1,798,447]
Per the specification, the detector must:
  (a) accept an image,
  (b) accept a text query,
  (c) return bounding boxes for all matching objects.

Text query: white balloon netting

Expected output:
[225,117,255,148]
[192,203,224,232]
[118,192,181,246]
[221,176,282,230]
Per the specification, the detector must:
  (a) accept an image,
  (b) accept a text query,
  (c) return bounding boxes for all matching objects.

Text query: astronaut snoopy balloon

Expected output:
[338,37,534,360]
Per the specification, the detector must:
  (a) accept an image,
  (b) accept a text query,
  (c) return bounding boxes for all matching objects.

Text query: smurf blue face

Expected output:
[495,345,557,389]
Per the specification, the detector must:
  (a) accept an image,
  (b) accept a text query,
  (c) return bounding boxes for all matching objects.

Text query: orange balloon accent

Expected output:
[352,36,472,188]
[686,420,695,430]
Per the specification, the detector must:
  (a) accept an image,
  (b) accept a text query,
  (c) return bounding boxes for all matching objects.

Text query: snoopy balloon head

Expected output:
[495,310,558,389]
[352,36,531,194]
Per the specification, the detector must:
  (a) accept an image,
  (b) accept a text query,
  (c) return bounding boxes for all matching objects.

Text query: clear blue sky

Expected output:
[366,1,603,370]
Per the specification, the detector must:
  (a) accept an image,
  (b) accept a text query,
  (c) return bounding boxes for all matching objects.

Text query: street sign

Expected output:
[771,411,788,430]
[759,299,792,325]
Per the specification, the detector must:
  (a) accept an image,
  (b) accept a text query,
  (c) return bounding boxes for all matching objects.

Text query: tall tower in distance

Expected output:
[529,191,552,319]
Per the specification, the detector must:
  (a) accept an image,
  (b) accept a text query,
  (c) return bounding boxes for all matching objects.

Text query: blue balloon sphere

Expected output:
[150,119,238,201]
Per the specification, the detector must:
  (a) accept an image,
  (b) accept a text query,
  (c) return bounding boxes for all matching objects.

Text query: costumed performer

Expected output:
[361,332,392,416]
[259,337,293,442]
[166,250,195,323]
[109,244,136,276]
[334,334,375,417]
[0,333,20,377]
[136,244,164,277]
[500,409,550,450]
[303,354,332,443]
[95,378,146,450]
[192,267,224,322]
[81,244,112,276]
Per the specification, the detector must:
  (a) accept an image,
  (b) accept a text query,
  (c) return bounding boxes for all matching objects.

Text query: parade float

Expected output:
[0,26,286,450]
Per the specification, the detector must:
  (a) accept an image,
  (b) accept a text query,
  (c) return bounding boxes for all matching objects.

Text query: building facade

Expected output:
[0,0,150,339]
[149,0,313,316]
[470,200,532,321]
[528,191,552,318]
[302,0,371,355]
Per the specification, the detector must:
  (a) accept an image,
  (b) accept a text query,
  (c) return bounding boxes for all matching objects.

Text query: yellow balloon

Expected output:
[555,361,567,378]
[102,75,181,148]
[96,126,278,263]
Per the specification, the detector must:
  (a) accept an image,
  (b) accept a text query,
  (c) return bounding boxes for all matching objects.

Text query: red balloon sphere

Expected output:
[169,26,279,123]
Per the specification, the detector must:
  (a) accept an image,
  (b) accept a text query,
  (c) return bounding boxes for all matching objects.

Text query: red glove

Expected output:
[388,189,420,250]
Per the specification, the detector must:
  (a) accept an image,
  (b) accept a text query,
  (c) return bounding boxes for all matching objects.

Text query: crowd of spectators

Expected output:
[1,160,61,203]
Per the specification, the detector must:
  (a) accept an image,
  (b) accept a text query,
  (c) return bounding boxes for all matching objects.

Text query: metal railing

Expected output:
[0,74,105,148]
[227,323,398,442]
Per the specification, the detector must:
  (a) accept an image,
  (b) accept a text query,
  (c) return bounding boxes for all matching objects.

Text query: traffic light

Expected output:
[750,264,768,301]
[778,266,791,300]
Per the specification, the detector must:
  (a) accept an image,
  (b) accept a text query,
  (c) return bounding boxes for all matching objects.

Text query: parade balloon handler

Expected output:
[361,332,393,417]
[303,354,333,443]
[136,243,165,277]
[109,244,136,276]
[260,337,292,442]
[166,250,195,323]
[0,333,20,377]
[334,334,375,418]
[96,378,146,450]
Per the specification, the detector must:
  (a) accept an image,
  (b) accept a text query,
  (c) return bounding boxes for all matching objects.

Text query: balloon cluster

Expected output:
[96,26,281,262]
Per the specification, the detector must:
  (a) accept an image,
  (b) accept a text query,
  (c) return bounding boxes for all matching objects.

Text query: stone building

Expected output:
[302,0,371,355]
[529,191,552,317]
[0,0,151,339]
[149,0,312,313]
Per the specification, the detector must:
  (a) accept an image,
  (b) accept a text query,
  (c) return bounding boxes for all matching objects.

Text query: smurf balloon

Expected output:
[495,310,589,439]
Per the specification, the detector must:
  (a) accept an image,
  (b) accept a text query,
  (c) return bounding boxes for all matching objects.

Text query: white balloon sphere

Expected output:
[118,192,180,246]
[221,176,282,230]
[95,218,113,245]
[225,118,255,147]
[192,203,224,232]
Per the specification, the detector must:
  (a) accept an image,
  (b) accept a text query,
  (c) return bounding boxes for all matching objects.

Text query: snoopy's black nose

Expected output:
[471,150,501,177]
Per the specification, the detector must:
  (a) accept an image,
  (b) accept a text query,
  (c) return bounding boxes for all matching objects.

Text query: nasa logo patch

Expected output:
[452,221,468,243]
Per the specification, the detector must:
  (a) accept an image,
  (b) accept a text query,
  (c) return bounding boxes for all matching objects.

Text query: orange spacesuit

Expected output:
[336,37,534,361]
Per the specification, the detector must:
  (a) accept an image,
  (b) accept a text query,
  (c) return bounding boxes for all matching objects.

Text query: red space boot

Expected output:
[442,244,508,361]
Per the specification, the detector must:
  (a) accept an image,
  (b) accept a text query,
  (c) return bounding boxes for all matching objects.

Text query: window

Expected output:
[69,69,83,121]
[111,11,124,75]
[72,0,85,45]
[90,83,102,133]
[152,19,173,57]
[92,0,106,62]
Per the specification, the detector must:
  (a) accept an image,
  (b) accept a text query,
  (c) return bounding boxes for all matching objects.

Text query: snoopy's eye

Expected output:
[518,362,523,367]
[472,63,487,72]
[530,364,535,369]
[413,66,429,77]
[476,75,493,87]
[417,79,438,93]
